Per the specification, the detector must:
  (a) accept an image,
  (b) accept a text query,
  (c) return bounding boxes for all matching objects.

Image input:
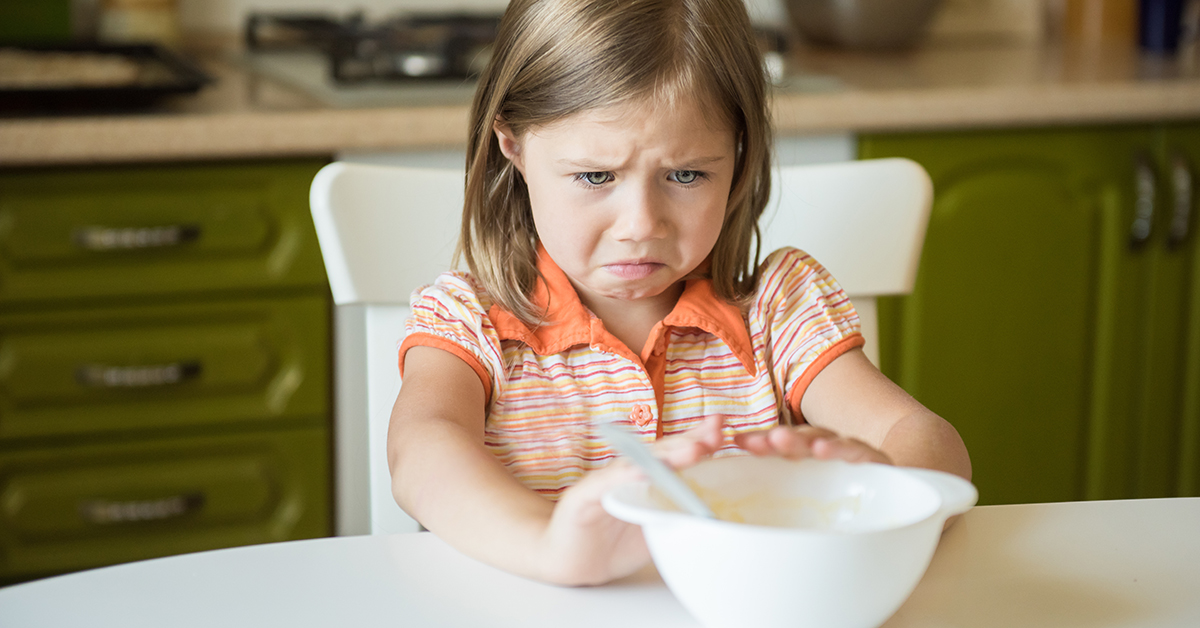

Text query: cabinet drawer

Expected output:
[0,295,329,439]
[0,160,327,304]
[0,428,329,580]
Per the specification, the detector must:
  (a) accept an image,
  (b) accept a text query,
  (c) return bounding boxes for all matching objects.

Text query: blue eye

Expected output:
[672,170,701,184]
[580,172,612,185]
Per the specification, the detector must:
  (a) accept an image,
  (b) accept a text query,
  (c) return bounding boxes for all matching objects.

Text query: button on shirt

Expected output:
[399,246,863,499]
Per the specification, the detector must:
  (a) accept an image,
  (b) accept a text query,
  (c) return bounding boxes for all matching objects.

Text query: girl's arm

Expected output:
[387,346,550,577]
[737,347,971,481]
[389,345,723,586]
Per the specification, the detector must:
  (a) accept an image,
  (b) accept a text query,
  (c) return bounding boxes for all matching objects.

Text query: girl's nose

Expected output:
[612,182,667,242]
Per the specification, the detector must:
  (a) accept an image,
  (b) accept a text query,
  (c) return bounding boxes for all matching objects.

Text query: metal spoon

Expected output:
[597,421,717,519]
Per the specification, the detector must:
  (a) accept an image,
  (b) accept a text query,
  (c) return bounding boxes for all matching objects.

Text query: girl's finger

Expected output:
[768,426,833,457]
[657,434,720,469]
[732,430,776,456]
[652,415,726,468]
[737,425,837,459]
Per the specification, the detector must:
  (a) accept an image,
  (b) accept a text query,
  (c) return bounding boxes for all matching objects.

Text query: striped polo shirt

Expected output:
[399,246,863,499]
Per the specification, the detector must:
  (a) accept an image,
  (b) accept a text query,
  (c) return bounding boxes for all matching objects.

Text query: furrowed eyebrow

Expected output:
[557,158,612,170]
[555,155,726,170]
[673,155,726,169]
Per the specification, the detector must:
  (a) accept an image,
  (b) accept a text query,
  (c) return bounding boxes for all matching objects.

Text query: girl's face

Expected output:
[495,97,736,313]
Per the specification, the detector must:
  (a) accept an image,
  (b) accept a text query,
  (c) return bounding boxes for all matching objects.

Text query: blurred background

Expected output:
[0,0,1072,47]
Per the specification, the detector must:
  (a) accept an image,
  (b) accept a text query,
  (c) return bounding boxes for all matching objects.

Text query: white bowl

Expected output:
[603,456,977,628]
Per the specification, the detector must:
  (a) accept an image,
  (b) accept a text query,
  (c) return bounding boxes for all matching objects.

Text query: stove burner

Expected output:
[245,13,501,83]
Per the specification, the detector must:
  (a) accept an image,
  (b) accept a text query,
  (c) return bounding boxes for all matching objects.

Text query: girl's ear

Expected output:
[493,118,525,174]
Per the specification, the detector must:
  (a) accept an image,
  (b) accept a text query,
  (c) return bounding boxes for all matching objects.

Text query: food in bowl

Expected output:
[603,456,976,628]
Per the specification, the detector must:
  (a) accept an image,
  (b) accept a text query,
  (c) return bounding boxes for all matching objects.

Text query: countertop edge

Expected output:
[771,82,1200,133]
[0,105,473,167]
[3,82,1200,166]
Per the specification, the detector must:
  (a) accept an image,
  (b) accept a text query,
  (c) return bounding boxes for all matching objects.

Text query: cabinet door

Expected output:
[0,295,329,439]
[1171,124,1200,497]
[862,127,1152,505]
[1117,124,1200,499]
[0,160,328,305]
[0,427,329,582]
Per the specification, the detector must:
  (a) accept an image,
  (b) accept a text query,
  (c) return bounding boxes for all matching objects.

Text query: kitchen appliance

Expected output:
[241,12,795,109]
[240,12,501,109]
[784,0,946,49]
[0,43,211,114]
[603,456,977,628]
[245,12,501,84]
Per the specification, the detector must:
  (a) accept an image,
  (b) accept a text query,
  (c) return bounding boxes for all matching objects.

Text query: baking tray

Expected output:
[0,43,213,114]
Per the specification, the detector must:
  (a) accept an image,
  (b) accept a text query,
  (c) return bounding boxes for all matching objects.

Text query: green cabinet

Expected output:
[1175,126,1200,497]
[0,428,328,577]
[0,162,327,304]
[0,296,328,439]
[861,123,1199,506]
[0,1,72,44]
[0,159,332,583]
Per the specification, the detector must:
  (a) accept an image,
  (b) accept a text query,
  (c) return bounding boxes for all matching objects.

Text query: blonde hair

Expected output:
[459,0,773,325]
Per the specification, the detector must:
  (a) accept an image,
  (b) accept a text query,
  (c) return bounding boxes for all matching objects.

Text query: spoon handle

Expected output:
[597,422,716,519]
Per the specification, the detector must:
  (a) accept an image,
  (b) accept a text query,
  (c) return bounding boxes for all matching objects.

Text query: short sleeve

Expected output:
[398,271,505,407]
[752,247,864,421]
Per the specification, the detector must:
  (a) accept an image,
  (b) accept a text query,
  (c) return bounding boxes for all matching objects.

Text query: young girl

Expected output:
[389,0,970,586]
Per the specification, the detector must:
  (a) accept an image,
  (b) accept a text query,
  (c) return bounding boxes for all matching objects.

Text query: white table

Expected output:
[1,498,1198,627]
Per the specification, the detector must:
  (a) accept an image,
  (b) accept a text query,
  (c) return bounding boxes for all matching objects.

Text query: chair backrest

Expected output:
[759,158,932,366]
[311,163,464,306]
[310,158,932,535]
[310,163,463,536]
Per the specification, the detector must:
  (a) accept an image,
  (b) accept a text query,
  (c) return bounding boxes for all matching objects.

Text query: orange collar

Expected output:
[488,245,756,375]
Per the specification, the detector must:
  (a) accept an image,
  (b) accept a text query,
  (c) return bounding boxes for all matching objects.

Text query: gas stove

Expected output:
[241,12,501,108]
[246,12,501,83]
[241,12,812,109]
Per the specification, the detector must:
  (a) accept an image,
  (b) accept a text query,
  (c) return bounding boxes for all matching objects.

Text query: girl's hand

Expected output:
[537,415,727,585]
[733,424,893,465]
[539,460,648,586]
[649,414,727,468]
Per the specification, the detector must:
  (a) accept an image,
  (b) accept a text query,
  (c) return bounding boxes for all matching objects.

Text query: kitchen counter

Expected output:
[2,39,1199,166]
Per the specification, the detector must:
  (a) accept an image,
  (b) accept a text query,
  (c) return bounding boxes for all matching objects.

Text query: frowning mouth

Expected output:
[604,261,665,280]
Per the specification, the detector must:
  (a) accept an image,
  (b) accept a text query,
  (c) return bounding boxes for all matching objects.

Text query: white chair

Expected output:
[309,158,932,535]
[310,164,463,536]
[758,159,932,366]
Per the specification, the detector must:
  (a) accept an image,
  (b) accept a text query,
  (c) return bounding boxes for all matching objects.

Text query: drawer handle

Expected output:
[73,224,201,251]
[75,361,202,388]
[1130,154,1157,248]
[1168,151,1193,248]
[79,493,206,525]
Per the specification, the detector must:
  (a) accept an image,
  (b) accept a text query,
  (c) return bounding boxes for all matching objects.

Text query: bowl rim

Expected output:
[603,457,956,536]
